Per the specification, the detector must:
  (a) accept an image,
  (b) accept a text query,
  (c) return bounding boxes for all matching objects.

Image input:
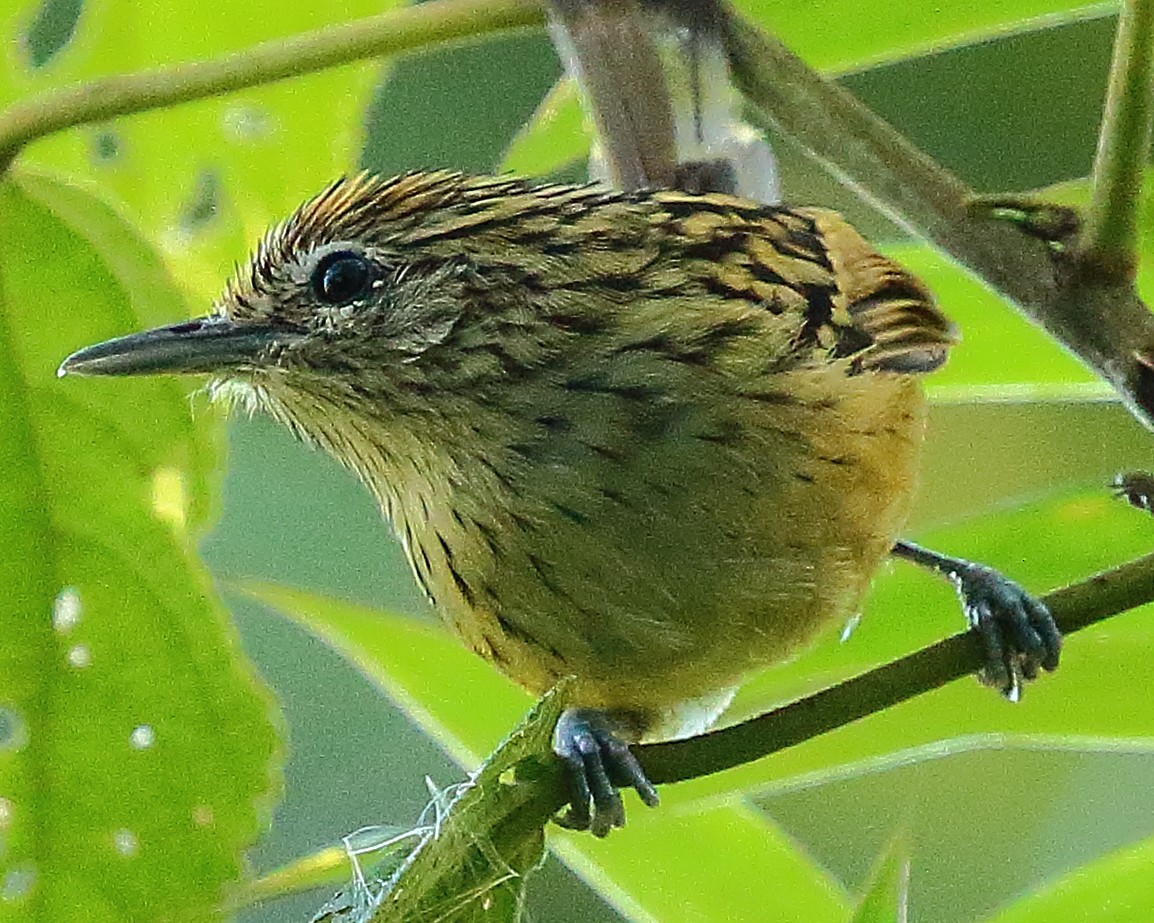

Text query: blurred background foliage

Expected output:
[3,0,1154,921]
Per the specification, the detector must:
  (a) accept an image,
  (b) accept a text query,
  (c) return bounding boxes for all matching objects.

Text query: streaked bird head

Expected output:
[58,172,595,467]
[63,172,498,395]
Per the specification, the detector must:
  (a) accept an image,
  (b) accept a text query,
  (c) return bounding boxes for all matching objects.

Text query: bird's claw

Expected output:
[955,563,1061,700]
[553,708,659,837]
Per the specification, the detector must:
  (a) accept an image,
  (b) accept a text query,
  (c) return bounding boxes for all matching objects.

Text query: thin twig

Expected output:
[1079,0,1154,281]
[0,0,545,174]
[345,547,1154,918]
[636,547,1154,784]
[423,548,1154,854]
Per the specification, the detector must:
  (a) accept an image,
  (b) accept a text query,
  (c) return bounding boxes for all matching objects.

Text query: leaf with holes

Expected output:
[0,169,278,921]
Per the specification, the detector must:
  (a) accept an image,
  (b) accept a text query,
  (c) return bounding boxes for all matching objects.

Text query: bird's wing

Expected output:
[649,190,958,376]
[801,208,957,375]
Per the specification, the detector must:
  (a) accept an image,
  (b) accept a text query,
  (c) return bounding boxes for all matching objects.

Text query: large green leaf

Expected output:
[763,742,1154,923]
[0,170,277,921]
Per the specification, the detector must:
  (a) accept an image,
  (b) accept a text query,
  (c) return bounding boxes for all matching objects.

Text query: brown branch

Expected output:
[546,0,679,190]
[637,548,1154,784]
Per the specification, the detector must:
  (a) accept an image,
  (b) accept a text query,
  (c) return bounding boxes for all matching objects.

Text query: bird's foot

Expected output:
[552,708,659,837]
[892,541,1061,700]
[952,561,1062,700]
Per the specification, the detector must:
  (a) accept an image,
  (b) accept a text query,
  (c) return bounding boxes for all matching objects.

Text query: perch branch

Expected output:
[638,547,1154,783]
[359,546,1154,920]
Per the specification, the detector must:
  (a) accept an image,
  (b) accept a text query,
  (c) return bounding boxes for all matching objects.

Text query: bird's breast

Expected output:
[386,362,927,719]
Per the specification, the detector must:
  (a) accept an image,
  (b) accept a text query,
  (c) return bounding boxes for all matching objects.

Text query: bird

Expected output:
[60,170,1060,836]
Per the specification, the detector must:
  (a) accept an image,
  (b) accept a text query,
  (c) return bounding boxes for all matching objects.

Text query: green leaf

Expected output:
[849,835,910,923]
[361,689,565,923]
[989,832,1154,923]
[875,181,1154,524]
[0,170,278,921]
[887,242,1132,528]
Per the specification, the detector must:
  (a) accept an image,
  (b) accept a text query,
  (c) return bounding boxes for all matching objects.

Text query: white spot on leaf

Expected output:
[113,829,138,857]
[52,587,81,632]
[1,865,35,902]
[66,645,91,669]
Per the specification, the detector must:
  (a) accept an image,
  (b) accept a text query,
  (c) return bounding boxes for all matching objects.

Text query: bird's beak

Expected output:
[58,317,299,378]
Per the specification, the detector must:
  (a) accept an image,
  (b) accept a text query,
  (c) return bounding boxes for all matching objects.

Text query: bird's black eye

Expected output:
[311,250,372,305]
